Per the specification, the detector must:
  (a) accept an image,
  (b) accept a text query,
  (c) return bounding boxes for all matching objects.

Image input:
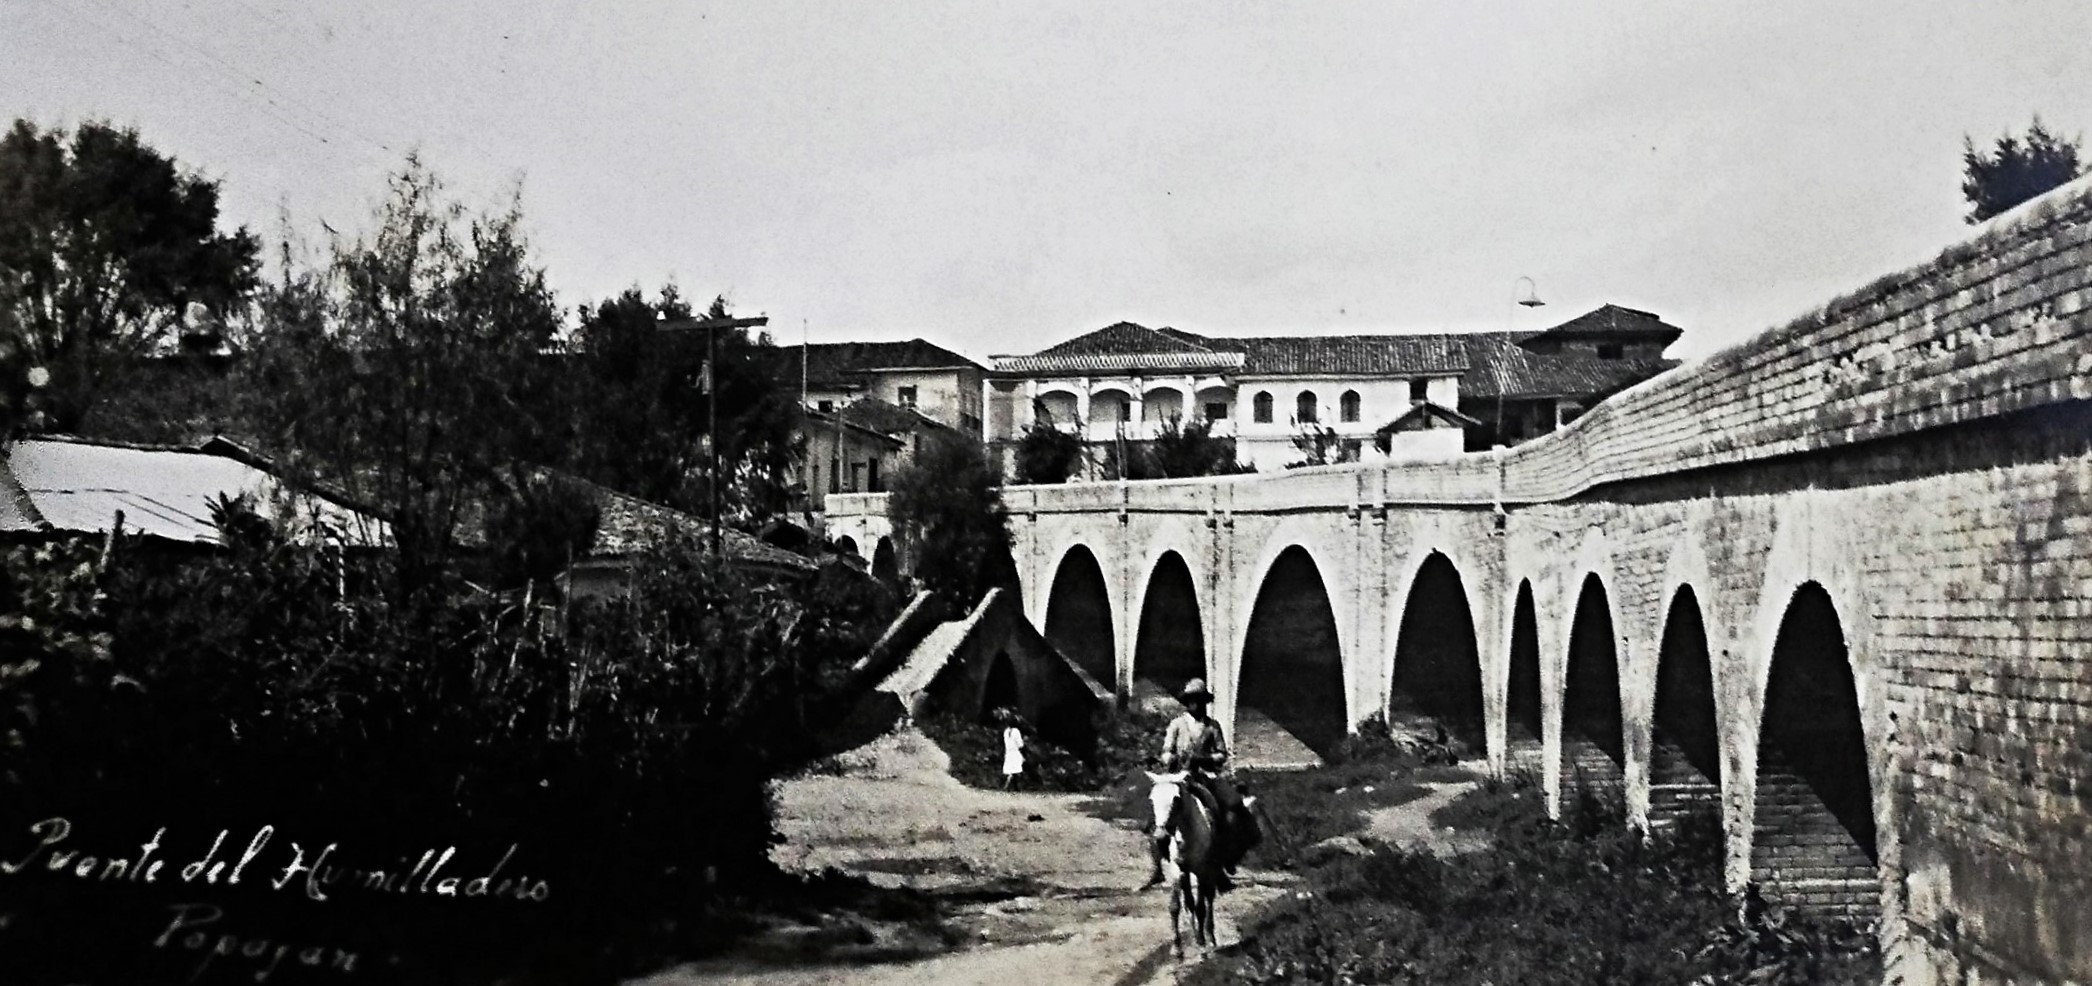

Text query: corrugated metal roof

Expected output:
[1,438,388,546]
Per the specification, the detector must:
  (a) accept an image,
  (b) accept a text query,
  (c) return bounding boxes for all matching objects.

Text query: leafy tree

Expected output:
[1962,117,2084,224]
[1015,402,1086,483]
[568,288,801,528]
[0,119,259,432]
[243,157,565,601]
[1287,423,1345,468]
[1149,416,1251,478]
[887,433,1017,610]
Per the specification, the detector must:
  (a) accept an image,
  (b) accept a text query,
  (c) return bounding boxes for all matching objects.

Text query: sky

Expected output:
[6,1,2090,361]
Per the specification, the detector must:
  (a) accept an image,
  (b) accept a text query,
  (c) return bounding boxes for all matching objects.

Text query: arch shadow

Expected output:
[1562,573,1625,810]
[1134,551,1205,706]
[1650,586,1720,830]
[1043,545,1116,685]
[1236,546,1347,763]
[1389,552,1483,749]
[1752,582,1879,920]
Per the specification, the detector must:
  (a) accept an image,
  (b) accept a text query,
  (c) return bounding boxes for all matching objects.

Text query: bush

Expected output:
[0,508,890,985]
[1192,773,1879,986]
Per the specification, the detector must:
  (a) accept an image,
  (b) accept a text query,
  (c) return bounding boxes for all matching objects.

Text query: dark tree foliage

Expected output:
[886,433,1017,610]
[1287,423,1345,468]
[1962,117,2084,224]
[0,119,260,433]
[1014,402,1086,484]
[0,508,895,984]
[1147,416,1251,478]
[567,288,802,527]
[242,158,567,602]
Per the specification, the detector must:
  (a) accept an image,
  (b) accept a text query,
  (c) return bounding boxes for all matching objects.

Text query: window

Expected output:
[1339,390,1361,423]
[897,385,918,408]
[829,458,841,494]
[1341,439,1362,462]
[1252,392,1273,423]
[1296,391,1318,424]
[1596,343,1623,360]
[867,458,881,492]
[1204,401,1229,421]
[816,399,834,413]
[1408,378,1429,402]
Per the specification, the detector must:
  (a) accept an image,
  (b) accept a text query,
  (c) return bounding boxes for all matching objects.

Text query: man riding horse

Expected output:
[1143,678,1260,890]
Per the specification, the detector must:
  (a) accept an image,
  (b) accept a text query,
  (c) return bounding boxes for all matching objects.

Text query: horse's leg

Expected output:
[1169,879,1183,956]
[1201,879,1217,946]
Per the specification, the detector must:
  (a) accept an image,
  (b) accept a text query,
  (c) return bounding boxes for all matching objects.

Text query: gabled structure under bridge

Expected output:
[829,174,2092,985]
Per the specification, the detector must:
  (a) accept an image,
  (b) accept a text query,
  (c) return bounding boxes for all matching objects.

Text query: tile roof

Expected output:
[835,396,957,437]
[1459,338,1678,400]
[1523,304,1684,344]
[775,339,984,389]
[1233,334,1473,377]
[1376,400,1484,432]
[992,351,1246,374]
[569,473,815,571]
[1,437,389,546]
[1034,321,1218,358]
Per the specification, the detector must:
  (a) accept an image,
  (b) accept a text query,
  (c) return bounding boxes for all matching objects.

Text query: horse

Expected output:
[1146,770,1222,955]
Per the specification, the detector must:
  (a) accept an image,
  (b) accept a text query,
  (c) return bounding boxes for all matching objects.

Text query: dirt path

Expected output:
[630,726,1287,986]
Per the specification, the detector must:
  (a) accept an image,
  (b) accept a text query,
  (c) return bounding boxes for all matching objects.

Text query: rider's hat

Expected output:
[1179,679,1214,704]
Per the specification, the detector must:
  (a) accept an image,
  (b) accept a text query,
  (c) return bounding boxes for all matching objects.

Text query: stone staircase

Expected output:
[1558,734,1626,810]
[1750,749,1881,922]
[1231,705,1322,770]
[1647,738,1721,834]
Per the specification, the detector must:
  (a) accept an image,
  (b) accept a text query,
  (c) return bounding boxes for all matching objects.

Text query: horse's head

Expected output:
[1145,770,1187,832]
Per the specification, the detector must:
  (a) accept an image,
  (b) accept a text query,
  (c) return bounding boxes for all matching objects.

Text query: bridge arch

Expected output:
[871,536,899,582]
[1749,580,1880,922]
[1649,585,1721,834]
[1232,541,1350,764]
[1387,550,1484,748]
[1561,571,1626,812]
[1132,548,1208,701]
[1042,543,1117,685]
[1502,577,1544,773]
[833,535,859,557]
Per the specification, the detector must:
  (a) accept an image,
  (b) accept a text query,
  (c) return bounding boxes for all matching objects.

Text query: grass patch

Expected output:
[1192,775,1882,986]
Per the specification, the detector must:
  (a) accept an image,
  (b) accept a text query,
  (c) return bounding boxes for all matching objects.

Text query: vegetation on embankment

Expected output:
[1188,771,1883,986]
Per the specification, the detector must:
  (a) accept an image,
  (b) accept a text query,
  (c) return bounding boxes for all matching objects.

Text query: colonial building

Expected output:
[770,339,987,435]
[985,305,1681,476]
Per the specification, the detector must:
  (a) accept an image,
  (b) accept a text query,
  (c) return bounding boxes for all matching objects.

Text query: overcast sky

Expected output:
[7,1,2090,360]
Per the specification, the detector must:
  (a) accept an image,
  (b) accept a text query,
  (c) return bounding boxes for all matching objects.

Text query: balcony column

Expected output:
[1023,378,1039,430]
[1075,378,1092,427]
[1128,375,1145,439]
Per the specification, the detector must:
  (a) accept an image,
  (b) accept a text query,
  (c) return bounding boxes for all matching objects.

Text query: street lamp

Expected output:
[659,313,771,557]
[1497,277,1546,449]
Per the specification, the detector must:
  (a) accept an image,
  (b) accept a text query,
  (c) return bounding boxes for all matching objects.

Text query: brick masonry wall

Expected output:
[824,176,2092,985]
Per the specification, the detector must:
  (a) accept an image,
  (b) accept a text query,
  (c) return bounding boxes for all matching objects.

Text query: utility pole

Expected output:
[660,313,770,557]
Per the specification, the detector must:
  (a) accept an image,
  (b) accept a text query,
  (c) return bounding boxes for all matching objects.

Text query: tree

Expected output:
[1962,117,2083,224]
[0,120,259,432]
[1015,403,1086,484]
[567,288,802,528]
[1286,423,1345,469]
[243,158,566,601]
[1148,416,1251,478]
[887,433,1017,611]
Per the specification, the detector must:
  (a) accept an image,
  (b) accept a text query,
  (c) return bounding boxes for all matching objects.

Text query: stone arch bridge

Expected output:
[829,178,2092,985]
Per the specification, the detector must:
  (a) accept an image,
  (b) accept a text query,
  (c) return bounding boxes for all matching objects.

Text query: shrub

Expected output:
[0,507,889,985]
